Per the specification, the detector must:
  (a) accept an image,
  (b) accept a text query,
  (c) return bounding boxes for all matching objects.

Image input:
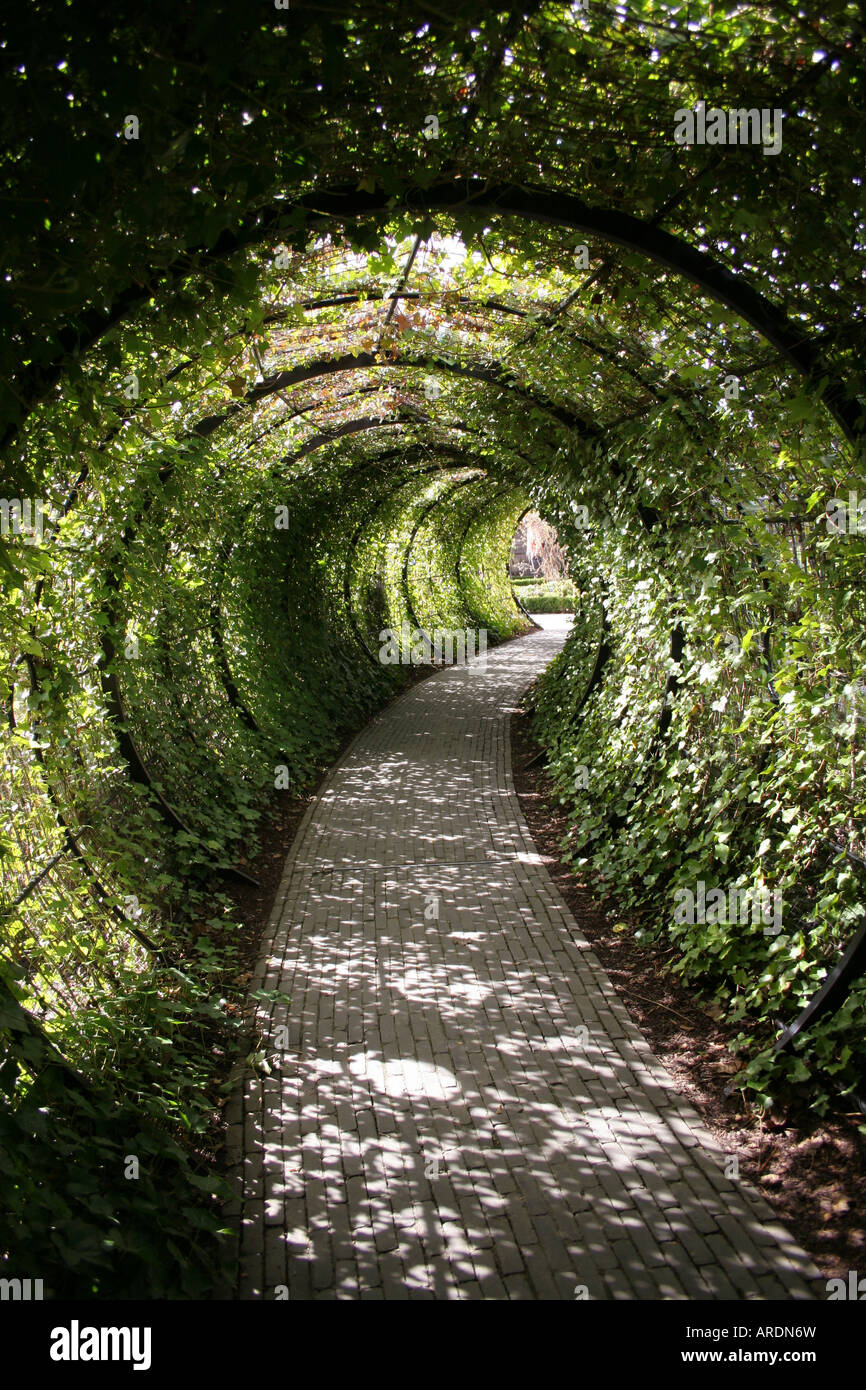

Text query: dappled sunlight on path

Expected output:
[228,619,819,1300]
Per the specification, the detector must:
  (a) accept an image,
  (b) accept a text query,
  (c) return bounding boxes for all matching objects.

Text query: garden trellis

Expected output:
[1,0,865,1297]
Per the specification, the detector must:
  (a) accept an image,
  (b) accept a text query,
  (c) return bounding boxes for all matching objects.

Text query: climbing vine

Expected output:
[1,0,865,1294]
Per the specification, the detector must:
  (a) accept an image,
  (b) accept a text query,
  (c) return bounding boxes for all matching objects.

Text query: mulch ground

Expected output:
[510,705,866,1284]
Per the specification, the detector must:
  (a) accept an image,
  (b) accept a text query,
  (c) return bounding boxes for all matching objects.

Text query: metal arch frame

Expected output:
[339,447,499,662]
[774,915,866,1056]
[7,179,862,457]
[450,481,528,626]
[400,474,486,636]
[99,518,261,888]
[506,503,561,630]
[210,439,495,703]
[191,350,599,444]
[209,536,261,733]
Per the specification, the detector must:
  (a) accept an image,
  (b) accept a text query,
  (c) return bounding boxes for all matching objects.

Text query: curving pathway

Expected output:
[226,617,820,1300]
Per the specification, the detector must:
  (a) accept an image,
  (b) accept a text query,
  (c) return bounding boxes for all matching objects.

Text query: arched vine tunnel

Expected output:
[2,0,866,1305]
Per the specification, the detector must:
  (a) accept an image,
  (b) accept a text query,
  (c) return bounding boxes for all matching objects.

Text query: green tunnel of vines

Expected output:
[1,0,865,1297]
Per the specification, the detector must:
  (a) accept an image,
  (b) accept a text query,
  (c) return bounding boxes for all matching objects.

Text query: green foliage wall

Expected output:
[1,0,865,1294]
[528,448,866,1110]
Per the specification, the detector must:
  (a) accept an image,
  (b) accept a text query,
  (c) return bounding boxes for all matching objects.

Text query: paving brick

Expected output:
[229,624,819,1303]
[238,1255,264,1300]
[523,1245,561,1300]
[600,1265,633,1300]
[287,1257,313,1301]
[503,1272,534,1300]
[264,1226,288,1288]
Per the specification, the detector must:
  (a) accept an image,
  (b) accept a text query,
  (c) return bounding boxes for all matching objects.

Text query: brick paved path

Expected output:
[228,618,820,1300]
